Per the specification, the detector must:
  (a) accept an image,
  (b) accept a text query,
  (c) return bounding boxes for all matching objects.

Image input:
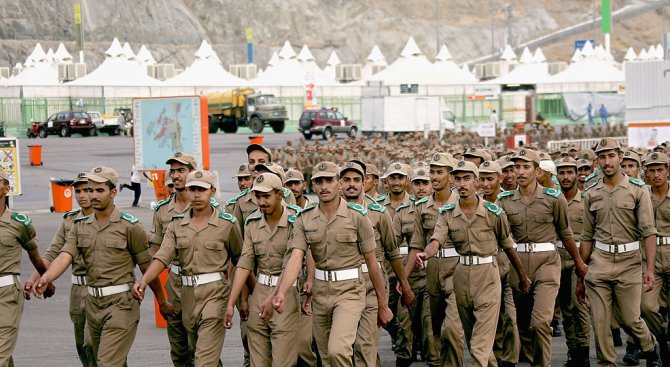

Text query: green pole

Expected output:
[601,0,611,34]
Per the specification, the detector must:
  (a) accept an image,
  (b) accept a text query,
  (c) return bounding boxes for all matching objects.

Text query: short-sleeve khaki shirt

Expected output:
[380,192,411,219]
[650,183,670,238]
[61,209,151,287]
[363,199,401,263]
[581,177,657,244]
[289,199,376,271]
[409,193,457,251]
[43,210,87,276]
[232,189,297,226]
[566,189,584,240]
[0,210,38,275]
[392,201,415,249]
[154,209,243,276]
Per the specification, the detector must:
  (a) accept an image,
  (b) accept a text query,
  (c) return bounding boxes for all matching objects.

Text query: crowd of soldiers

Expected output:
[2,128,670,367]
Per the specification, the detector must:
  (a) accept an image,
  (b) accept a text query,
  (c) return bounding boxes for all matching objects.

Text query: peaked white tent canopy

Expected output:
[3,43,60,86]
[250,41,339,87]
[323,51,342,79]
[362,45,388,78]
[54,43,73,63]
[430,45,477,84]
[135,45,156,65]
[500,45,517,61]
[485,47,550,85]
[163,40,244,87]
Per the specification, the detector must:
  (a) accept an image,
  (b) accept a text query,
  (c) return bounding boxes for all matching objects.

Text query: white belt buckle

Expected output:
[462,256,473,266]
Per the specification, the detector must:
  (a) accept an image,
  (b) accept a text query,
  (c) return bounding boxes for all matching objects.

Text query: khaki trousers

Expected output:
[585,248,656,366]
[297,275,318,366]
[0,277,22,367]
[354,270,388,367]
[166,271,194,367]
[557,248,591,349]
[86,290,139,367]
[493,252,519,365]
[427,257,464,367]
[70,283,96,367]
[641,244,670,341]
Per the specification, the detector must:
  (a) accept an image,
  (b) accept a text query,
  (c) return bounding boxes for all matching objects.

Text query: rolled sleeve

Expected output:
[580,193,595,242]
[554,196,574,243]
[289,217,309,253]
[496,213,515,250]
[429,213,449,246]
[236,227,256,272]
[409,210,425,250]
[379,211,401,261]
[61,224,80,258]
[226,222,244,266]
[19,223,38,251]
[128,223,151,265]
[637,189,658,239]
[358,216,376,254]
[153,225,177,267]
[44,220,68,262]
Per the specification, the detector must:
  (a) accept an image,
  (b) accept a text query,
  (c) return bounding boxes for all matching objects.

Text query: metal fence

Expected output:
[546,136,628,151]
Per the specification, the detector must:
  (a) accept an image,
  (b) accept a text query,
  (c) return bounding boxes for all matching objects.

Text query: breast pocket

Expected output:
[305,231,322,244]
[0,234,18,248]
[589,201,605,212]
[449,230,467,243]
[616,200,635,211]
[336,233,357,245]
[534,215,553,224]
[508,216,522,226]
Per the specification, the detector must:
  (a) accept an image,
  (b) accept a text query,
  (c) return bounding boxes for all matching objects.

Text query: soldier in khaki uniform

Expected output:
[577,159,593,191]
[621,150,642,179]
[499,156,518,192]
[577,138,660,366]
[35,166,172,366]
[135,170,243,366]
[480,161,521,367]
[232,162,296,225]
[149,152,198,367]
[555,157,591,366]
[0,169,48,366]
[284,170,311,209]
[404,153,465,367]
[640,152,670,365]
[418,161,530,367]
[27,172,95,366]
[272,161,392,367]
[337,161,414,366]
[394,167,437,366]
[224,173,301,366]
[233,163,253,192]
[497,149,586,367]
[364,164,383,201]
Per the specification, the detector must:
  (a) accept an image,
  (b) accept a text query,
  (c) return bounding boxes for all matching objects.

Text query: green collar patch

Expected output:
[347,202,368,215]
[282,187,291,198]
[484,201,503,216]
[286,204,302,213]
[63,208,82,218]
[244,214,262,226]
[171,213,185,220]
[415,197,429,206]
[497,190,514,200]
[409,195,415,202]
[585,172,598,182]
[375,194,388,202]
[120,213,139,224]
[438,203,456,215]
[367,202,386,213]
[210,198,220,208]
[395,202,411,212]
[226,189,249,205]
[543,187,561,198]
[74,214,91,223]
[297,203,318,216]
[154,197,171,211]
[288,214,297,224]
[629,177,645,187]
[219,211,237,223]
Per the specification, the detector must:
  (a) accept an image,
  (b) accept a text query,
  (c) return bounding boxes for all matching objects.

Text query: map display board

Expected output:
[133,96,210,170]
[0,138,20,195]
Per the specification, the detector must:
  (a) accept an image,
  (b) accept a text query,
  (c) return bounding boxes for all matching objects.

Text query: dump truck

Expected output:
[207,88,288,134]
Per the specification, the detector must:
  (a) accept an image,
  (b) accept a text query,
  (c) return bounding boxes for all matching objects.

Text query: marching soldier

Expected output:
[27,172,95,366]
[35,166,173,366]
[404,152,465,367]
[576,159,593,191]
[134,170,243,366]
[499,156,518,192]
[233,163,253,192]
[555,157,591,366]
[272,161,392,367]
[621,150,642,179]
[497,148,586,367]
[418,160,530,367]
[577,138,660,366]
[364,164,383,201]
[284,169,311,209]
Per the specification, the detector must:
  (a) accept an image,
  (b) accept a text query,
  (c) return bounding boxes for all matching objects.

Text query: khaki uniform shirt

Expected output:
[43,209,86,276]
[154,209,243,276]
[0,210,38,275]
[650,183,670,238]
[409,193,458,251]
[566,190,584,239]
[237,205,299,276]
[380,192,411,219]
[61,209,151,287]
[363,199,401,264]
[232,189,297,226]
[430,198,514,257]
[290,199,376,271]
[392,201,415,249]
[581,177,656,245]
[498,184,573,244]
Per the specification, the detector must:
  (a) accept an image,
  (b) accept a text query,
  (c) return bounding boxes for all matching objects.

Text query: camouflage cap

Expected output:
[246,144,273,161]
[479,160,502,175]
[366,164,381,178]
[339,161,365,178]
[252,172,283,193]
[185,170,216,189]
[429,152,455,169]
[312,161,339,180]
[411,167,429,181]
[284,169,305,183]
[512,148,540,164]
[386,162,408,177]
[594,137,621,153]
[451,160,479,177]
[622,150,641,165]
[644,152,669,166]
[254,162,285,181]
[577,159,592,169]
[86,166,119,187]
[72,172,88,185]
[555,157,578,169]
[165,152,198,169]
[232,163,251,178]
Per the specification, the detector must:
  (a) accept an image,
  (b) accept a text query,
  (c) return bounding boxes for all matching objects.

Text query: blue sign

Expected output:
[574,40,595,50]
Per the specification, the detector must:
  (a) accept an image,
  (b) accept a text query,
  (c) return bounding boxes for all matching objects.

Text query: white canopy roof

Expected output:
[500,45,517,61]
[105,38,124,58]
[362,45,388,78]
[485,47,550,85]
[624,47,637,62]
[250,52,338,87]
[324,51,342,79]
[4,62,60,86]
[25,43,48,65]
[54,43,73,63]
[122,42,135,60]
[278,41,297,60]
[135,45,156,65]
[163,42,244,86]
[546,55,624,84]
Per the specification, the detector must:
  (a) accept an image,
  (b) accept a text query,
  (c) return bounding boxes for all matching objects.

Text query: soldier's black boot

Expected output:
[644,346,660,367]
[552,320,563,337]
[578,346,591,367]
[624,342,641,366]
[613,328,623,347]
[563,349,576,367]
[396,357,413,367]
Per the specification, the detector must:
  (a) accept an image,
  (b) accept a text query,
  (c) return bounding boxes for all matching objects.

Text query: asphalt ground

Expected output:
[12,132,633,366]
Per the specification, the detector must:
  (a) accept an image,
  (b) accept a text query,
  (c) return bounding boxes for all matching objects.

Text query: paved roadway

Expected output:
[12,132,629,366]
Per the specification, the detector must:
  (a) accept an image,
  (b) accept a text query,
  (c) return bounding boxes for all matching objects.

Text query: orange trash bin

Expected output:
[248,135,264,145]
[49,179,73,213]
[28,145,43,166]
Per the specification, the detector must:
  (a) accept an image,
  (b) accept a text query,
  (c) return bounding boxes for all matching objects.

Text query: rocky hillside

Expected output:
[0,0,667,70]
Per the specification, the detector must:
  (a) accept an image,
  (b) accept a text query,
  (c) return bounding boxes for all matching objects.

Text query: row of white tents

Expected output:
[0,36,660,93]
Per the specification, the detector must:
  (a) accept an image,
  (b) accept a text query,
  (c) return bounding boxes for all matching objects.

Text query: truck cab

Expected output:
[207,89,288,134]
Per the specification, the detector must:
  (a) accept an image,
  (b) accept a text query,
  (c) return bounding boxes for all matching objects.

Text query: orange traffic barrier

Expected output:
[153,269,169,328]
[28,145,43,166]
[249,135,263,145]
[49,179,73,213]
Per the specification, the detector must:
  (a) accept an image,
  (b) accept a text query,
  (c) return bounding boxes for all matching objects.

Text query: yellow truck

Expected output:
[207,88,288,134]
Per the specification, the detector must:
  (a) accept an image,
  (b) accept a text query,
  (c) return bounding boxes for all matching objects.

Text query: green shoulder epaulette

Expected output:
[288,214,297,224]
[395,202,411,212]
[484,201,503,216]
[543,187,561,198]
[438,203,456,215]
[11,212,32,226]
[347,202,368,215]
[497,190,514,200]
[365,194,375,202]
[582,180,600,197]
[171,213,185,221]
[629,177,645,187]
[585,172,598,182]
[63,208,81,218]
[646,184,652,191]
[415,197,429,206]
[219,211,237,223]
[297,203,318,216]
[226,189,249,206]
[74,214,91,223]
[551,176,560,186]
[120,213,139,224]
[286,204,302,213]
[210,198,220,208]
[375,194,388,202]
[245,213,262,226]
[282,187,291,198]
[368,202,386,213]
[409,195,415,202]
[154,197,171,211]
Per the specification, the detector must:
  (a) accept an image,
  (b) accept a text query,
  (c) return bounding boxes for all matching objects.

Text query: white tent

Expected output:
[54,43,73,63]
[624,47,637,62]
[163,40,244,87]
[122,43,136,61]
[430,45,477,84]
[297,45,326,75]
[548,58,623,83]
[500,45,517,61]
[485,47,550,85]
[4,43,60,86]
[367,37,433,84]
[323,51,341,79]
[250,41,339,87]
[135,45,156,65]
[362,45,388,78]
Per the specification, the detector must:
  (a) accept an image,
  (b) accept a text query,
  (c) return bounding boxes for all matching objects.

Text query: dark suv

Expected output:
[39,110,95,138]
[299,107,357,140]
